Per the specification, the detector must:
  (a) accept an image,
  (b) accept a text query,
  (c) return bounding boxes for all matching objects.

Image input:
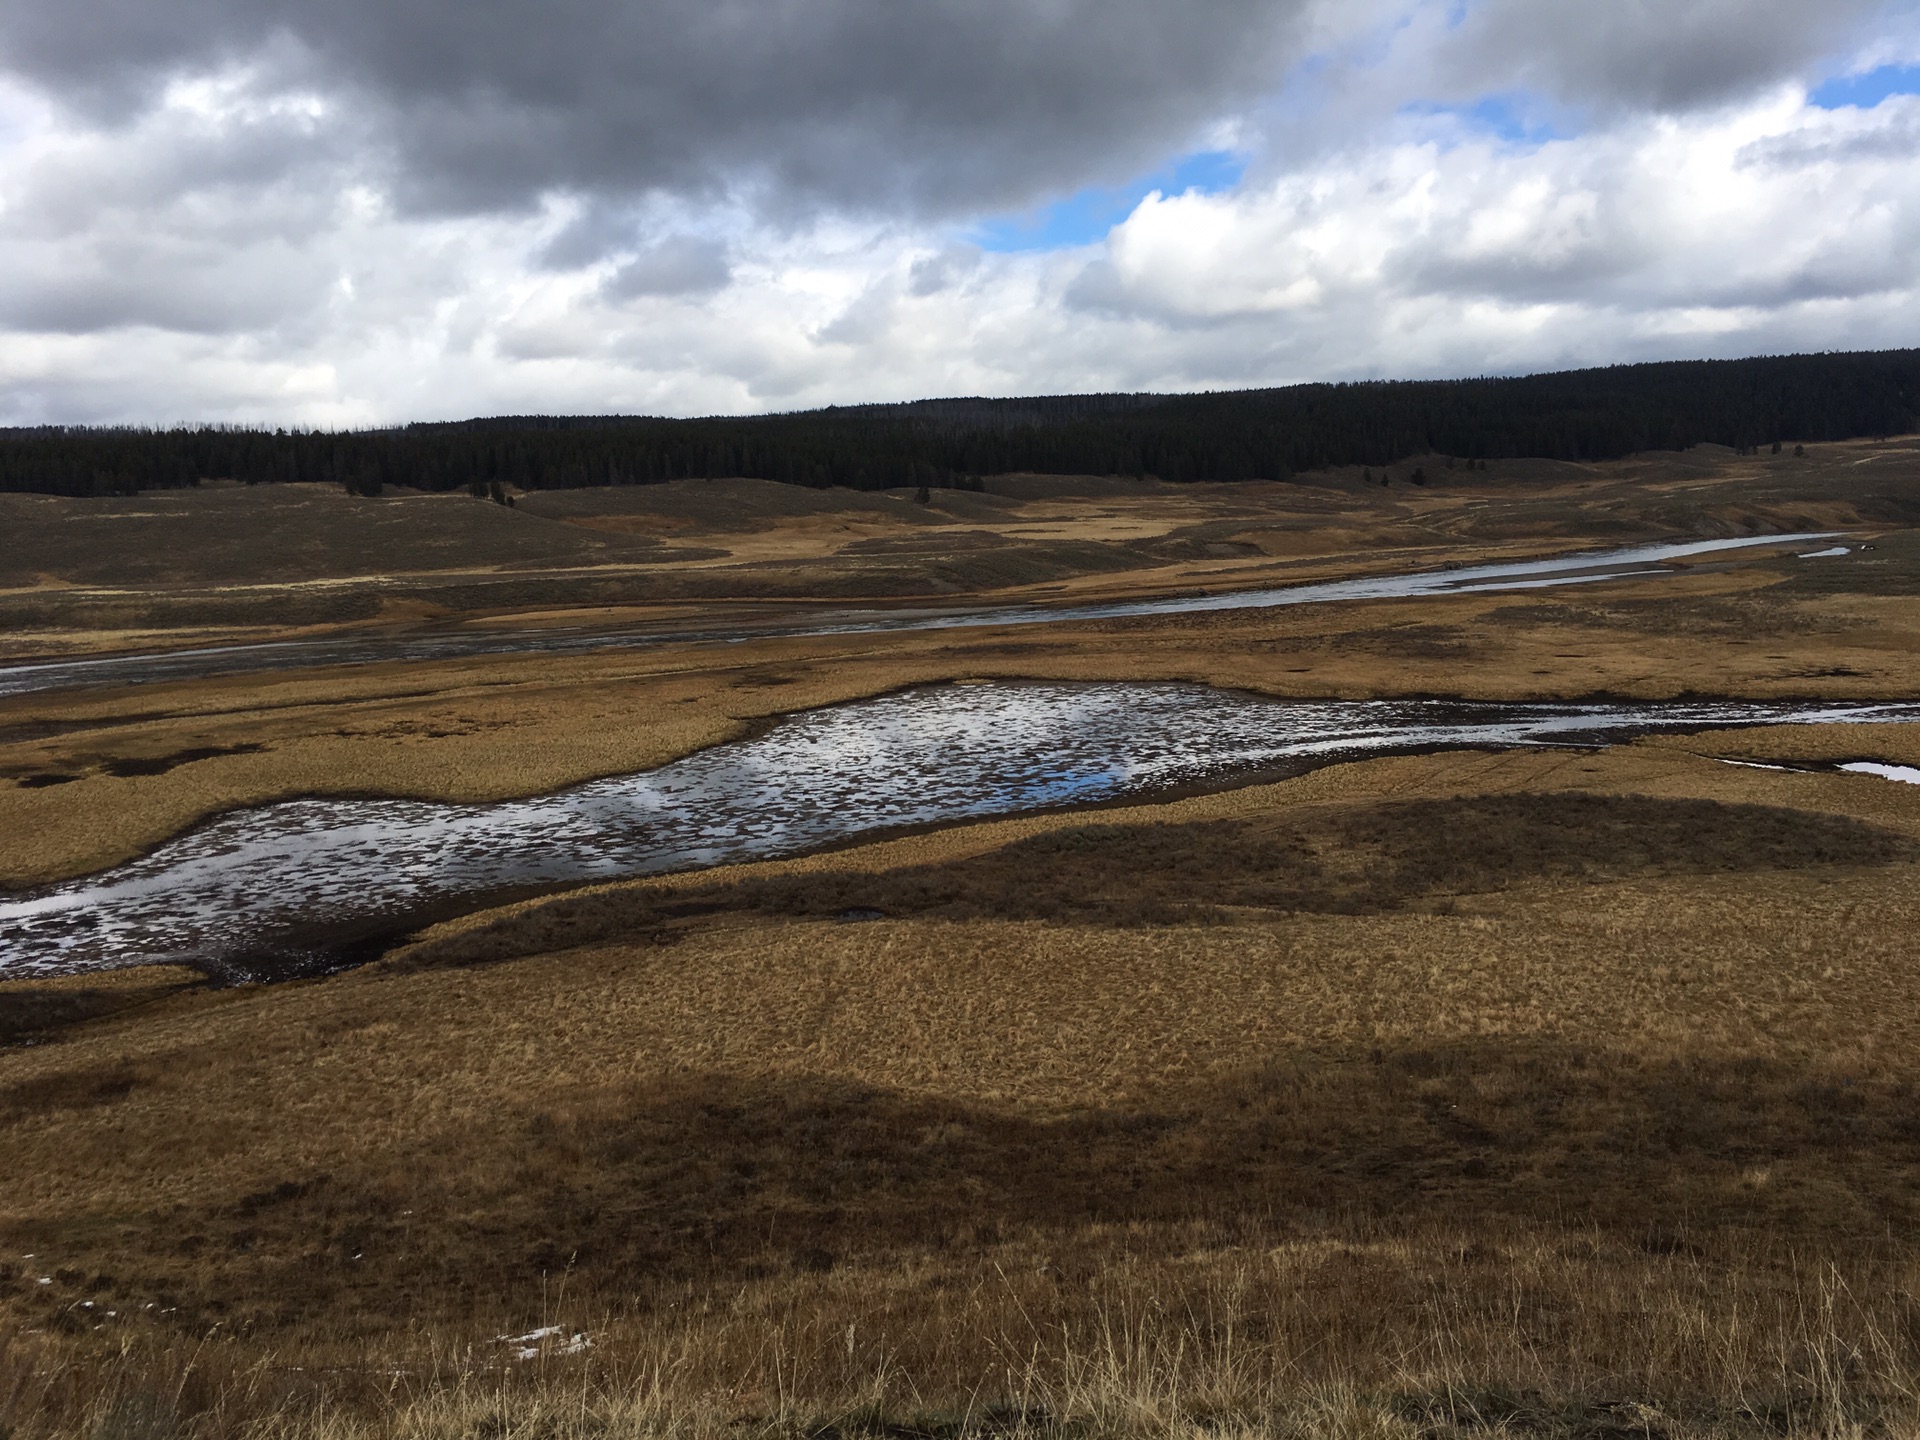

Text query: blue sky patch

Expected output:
[971,149,1247,253]
[1810,64,1920,109]
[1403,92,1569,145]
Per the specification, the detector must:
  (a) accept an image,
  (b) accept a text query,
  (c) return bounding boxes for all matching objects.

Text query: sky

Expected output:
[2,0,1920,426]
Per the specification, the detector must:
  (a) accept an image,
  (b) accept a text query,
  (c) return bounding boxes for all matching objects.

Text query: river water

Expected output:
[0,532,1842,701]
[2,678,1914,981]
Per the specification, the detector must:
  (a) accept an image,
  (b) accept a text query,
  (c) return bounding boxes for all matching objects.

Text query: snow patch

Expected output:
[497,1326,592,1361]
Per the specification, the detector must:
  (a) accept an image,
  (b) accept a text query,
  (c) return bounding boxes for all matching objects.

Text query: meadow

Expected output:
[5,442,1920,1436]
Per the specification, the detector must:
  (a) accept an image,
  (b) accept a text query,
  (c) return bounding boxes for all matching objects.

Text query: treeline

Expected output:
[5,350,1918,498]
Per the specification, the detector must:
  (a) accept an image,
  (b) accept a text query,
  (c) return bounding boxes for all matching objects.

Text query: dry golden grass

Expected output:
[10,446,1920,1434]
[9,437,1917,642]
[8,744,1920,1434]
[8,526,1920,887]
[7,436,1920,886]
[11,1240,1920,1439]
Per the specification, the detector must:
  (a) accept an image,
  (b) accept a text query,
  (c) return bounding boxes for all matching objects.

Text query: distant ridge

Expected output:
[5,350,1918,497]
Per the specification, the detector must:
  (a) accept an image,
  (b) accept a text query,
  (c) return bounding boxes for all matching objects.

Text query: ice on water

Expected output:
[5,680,1919,978]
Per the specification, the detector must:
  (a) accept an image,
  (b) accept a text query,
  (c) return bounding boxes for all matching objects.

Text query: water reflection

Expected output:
[1840,761,1920,785]
[2,679,1915,979]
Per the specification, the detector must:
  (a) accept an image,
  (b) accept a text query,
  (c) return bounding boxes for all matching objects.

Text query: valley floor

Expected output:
[6,443,1920,1436]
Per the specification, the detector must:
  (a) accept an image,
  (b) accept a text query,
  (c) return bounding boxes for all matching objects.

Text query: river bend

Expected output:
[2,678,1914,980]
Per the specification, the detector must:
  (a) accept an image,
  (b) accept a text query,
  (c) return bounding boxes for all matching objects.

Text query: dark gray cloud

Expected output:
[907,246,982,296]
[0,0,1309,222]
[1740,103,1920,168]
[603,235,732,298]
[4,0,1919,427]
[1430,0,1885,112]
[539,203,648,271]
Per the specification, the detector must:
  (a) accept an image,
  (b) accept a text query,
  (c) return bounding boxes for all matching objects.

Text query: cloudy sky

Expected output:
[2,0,1920,425]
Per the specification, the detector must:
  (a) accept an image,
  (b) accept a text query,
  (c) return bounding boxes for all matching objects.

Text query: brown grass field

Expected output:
[6,442,1920,1436]
[8,440,1920,889]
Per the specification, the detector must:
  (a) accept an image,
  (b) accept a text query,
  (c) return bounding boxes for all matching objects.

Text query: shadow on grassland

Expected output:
[6,1039,1919,1335]
[393,792,1918,970]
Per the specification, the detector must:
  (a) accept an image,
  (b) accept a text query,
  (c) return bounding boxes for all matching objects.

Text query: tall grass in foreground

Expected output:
[7,1226,1919,1439]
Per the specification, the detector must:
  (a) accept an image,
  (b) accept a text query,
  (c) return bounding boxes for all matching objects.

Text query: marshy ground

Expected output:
[6,442,1920,1436]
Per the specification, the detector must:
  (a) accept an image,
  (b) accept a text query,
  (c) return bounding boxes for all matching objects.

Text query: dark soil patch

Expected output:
[1280,623,1479,659]
[100,743,267,778]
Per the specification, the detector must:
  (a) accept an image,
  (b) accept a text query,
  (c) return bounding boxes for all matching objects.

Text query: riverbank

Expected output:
[9,437,1910,662]
[5,530,1920,890]
[9,444,1920,1436]
[7,739,1920,1436]
[6,439,1918,889]
[16,686,1920,981]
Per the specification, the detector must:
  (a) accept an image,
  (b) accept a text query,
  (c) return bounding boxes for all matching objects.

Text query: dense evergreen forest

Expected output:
[4,350,1918,498]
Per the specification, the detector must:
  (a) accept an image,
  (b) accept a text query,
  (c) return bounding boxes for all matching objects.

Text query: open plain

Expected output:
[7,441,1920,1437]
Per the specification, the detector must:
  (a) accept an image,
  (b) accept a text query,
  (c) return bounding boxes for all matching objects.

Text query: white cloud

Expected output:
[1068,89,1920,373]
[3,5,1920,423]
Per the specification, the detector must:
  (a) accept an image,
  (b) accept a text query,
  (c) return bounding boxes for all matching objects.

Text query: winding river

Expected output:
[2,678,1915,981]
[0,532,1844,701]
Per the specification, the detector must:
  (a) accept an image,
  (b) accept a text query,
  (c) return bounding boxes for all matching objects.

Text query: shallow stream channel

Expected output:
[4,679,1919,981]
[0,532,1849,700]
